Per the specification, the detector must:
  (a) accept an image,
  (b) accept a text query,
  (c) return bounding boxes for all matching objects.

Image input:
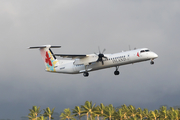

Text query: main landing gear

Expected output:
[114,66,120,75]
[150,59,154,65]
[83,72,89,77]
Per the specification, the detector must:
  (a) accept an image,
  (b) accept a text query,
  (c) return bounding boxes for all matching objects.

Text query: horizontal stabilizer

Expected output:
[28,45,61,49]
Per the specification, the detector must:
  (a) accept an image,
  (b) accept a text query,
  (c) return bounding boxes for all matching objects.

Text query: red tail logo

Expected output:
[137,52,140,57]
[45,52,52,66]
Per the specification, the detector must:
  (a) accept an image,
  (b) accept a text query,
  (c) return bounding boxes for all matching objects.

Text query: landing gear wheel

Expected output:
[114,71,120,75]
[83,72,89,77]
[150,61,154,65]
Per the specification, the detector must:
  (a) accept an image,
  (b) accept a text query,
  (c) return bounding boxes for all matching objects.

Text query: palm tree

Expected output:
[81,101,96,120]
[136,108,143,120]
[127,105,136,119]
[43,107,55,120]
[60,108,76,120]
[38,116,47,120]
[159,106,167,120]
[93,105,100,120]
[121,104,128,119]
[99,103,106,120]
[173,109,179,120]
[29,106,41,120]
[104,104,115,120]
[93,103,106,120]
[72,106,83,120]
[115,108,123,120]
[142,108,149,119]
[149,110,157,120]
[27,112,36,120]
[154,109,159,120]
[167,107,179,120]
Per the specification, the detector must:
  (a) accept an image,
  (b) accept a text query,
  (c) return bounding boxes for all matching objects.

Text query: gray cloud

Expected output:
[1,0,180,119]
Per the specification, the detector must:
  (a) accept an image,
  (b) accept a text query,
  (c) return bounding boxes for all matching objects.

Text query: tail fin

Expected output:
[29,45,61,72]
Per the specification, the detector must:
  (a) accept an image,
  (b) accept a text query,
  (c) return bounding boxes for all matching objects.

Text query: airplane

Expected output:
[29,45,158,77]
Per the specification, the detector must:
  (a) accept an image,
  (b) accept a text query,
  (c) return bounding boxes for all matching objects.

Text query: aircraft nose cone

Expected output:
[154,53,158,58]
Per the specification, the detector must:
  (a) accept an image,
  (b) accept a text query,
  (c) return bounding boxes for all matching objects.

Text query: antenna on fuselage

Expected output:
[129,45,131,50]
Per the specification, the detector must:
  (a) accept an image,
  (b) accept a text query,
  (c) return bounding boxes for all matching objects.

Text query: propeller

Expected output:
[94,47,108,65]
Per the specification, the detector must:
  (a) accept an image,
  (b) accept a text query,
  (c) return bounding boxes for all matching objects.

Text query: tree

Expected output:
[38,116,47,120]
[114,108,123,120]
[99,103,106,120]
[173,109,179,120]
[159,106,167,120]
[93,106,100,120]
[149,110,157,120]
[121,104,128,119]
[136,108,143,120]
[167,107,179,120]
[27,112,36,120]
[43,107,55,120]
[81,101,96,120]
[72,106,83,120]
[60,108,76,120]
[104,104,115,120]
[142,108,149,119]
[127,105,137,119]
[28,106,41,120]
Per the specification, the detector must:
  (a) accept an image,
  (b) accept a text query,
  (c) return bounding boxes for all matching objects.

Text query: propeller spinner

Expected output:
[95,47,108,65]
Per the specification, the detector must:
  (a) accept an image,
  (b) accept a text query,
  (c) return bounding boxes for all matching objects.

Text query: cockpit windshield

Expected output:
[140,49,150,53]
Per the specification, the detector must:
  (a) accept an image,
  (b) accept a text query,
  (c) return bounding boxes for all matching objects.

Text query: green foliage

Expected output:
[136,108,143,120]
[72,106,83,120]
[114,108,123,120]
[81,101,96,120]
[104,104,115,120]
[38,116,47,120]
[27,112,36,120]
[60,108,76,120]
[28,106,42,120]
[28,103,180,120]
[43,107,55,120]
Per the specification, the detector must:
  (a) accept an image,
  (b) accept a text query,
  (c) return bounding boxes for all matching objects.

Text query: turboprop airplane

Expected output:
[29,45,158,77]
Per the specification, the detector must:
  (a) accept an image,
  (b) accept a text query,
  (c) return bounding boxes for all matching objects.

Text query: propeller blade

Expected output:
[102,49,106,54]
[102,60,104,65]
[103,56,108,60]
[94,52,98,56]
[98,46,101,53]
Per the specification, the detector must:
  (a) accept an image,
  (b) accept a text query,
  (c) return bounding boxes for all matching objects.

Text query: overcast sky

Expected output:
[1,0,180,119]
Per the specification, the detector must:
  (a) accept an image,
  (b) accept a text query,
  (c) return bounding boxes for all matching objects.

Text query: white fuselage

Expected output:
[49,48,158,74]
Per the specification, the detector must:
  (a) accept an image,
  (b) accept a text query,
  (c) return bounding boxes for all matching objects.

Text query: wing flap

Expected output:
[55,54,98,65]
[79,68,92,73]
[74,54,97,65]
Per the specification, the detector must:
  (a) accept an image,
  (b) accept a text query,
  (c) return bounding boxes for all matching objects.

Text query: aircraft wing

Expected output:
[54,54,87,59]
[55,54,98,65]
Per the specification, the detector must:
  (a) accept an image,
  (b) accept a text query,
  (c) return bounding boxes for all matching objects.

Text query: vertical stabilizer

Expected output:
[29,45,61,72]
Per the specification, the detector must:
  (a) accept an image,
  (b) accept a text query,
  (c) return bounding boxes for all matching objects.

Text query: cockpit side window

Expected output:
[140,50,145,53]
[141,49,150,53]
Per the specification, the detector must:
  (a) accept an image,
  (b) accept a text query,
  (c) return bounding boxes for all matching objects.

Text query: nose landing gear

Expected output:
[114,66,120,75]
[150,59,154,65]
